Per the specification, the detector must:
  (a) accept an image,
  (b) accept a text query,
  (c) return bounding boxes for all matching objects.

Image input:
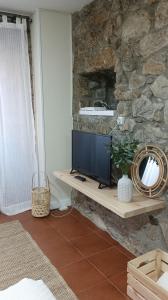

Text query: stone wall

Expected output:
[72,0,168,255]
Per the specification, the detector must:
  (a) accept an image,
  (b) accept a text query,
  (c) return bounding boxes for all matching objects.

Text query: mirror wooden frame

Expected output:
[131,145,168,198]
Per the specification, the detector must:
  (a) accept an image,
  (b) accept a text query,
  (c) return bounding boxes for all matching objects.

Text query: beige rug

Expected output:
[0,220,77,300]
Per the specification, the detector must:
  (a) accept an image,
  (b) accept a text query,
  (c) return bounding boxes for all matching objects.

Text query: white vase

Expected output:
[117,174,133,203]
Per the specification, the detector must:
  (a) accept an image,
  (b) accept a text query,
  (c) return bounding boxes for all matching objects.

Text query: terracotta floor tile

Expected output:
[34,230,68,250]
[59,260,105,294]
[49,214,93,240]
[42,241,83,270]
[116,244,135,260]
[71,232,112,257]
[88,247,129,278]
[22,218,52,236]
[94,228,118,246]
[109,271,128,294]
[77,280,128,300]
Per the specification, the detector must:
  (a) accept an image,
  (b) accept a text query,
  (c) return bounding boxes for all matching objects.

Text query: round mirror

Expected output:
[139,155,160,187]
[131,145,168,198]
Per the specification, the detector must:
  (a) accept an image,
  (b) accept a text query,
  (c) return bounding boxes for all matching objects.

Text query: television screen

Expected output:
[72,130,112,186]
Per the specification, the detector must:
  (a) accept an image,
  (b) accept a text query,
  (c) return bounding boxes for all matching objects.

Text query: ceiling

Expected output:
[0,0,93,14]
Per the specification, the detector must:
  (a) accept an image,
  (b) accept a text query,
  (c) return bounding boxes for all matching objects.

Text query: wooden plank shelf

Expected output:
[53,170,165,219]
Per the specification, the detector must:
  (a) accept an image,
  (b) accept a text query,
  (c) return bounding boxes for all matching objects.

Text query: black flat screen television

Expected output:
[71,130,112,187]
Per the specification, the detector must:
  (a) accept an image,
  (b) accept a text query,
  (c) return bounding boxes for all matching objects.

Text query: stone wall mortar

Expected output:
[72,0,168,255]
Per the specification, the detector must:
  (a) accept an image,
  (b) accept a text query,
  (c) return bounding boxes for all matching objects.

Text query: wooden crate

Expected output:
[127,249,168,300]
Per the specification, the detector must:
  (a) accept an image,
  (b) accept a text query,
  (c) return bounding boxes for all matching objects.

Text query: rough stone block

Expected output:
[117,101,132,116]
[145,124,168,140]
[115,84,141,101]
[122,10,151,42]
[133,128,145,142]
[142,62,165,75]
[164,101,168,124]
[143,50,167,76]
[121,44,135,72]
[129,71,146,89]
[155,0,168,30]
[142,86,153,98]
[122,119,136,132]
[144,0,159,4]
[132,96,152,119]
[140,27,168,58]
[151,75,168,100]
[132,95,164,121]
[85,47,117,73]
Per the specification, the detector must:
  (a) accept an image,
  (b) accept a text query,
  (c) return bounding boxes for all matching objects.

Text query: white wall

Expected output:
[40,9,72,173]
[31,9,72,210]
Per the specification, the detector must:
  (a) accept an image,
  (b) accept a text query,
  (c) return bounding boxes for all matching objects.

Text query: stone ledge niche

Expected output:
[79,69,118,111]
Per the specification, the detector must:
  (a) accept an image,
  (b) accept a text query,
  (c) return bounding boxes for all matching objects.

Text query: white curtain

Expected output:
[0,18,37,215]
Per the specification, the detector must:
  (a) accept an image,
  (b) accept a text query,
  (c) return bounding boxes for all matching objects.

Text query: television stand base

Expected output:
[70,169,77,175]
[98,183,108,189]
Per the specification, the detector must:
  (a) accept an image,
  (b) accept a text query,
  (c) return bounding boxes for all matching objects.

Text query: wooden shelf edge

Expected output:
[53,170,166,219]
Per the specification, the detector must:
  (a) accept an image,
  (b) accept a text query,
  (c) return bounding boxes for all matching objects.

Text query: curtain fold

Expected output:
[0,19,37,215]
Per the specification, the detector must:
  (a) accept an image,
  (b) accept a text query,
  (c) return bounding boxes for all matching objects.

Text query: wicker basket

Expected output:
[32,174,50,217]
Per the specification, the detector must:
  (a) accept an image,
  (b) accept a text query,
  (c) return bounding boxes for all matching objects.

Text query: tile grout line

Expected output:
[76,278,113,297]
[77,255,129,298]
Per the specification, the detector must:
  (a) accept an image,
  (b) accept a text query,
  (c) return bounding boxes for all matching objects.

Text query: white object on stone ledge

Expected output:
[118,175,133,203]
[79,108,115,116]
[80,107,107,111]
